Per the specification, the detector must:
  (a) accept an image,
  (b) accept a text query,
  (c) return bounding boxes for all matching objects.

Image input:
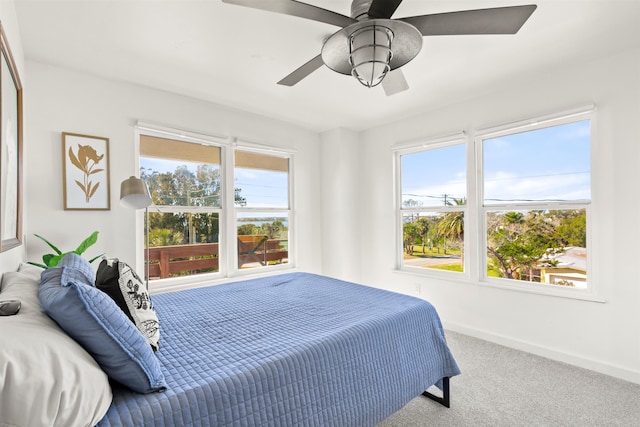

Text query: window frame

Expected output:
[475,108,596,300]
[231,143,294,278]
[394,134,469,279]
[394,107,602,302]
[134,124,295,291]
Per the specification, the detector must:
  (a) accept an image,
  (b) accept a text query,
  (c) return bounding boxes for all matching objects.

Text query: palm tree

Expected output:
[149,228,184,247]
[416,217,430,254]
[437,198,466,262]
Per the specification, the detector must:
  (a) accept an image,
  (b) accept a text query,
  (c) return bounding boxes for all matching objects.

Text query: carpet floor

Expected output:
[379,331,640,426]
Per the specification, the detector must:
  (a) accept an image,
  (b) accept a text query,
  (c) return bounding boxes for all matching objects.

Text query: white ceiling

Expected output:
[14,0,640,132]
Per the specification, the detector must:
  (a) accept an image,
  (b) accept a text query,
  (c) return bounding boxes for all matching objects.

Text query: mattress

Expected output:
[98,272,460,426]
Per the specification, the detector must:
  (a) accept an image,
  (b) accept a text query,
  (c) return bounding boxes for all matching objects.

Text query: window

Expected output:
[397,138,466,274]
[140,134,223,281]
[234,149,290,270]
[396,107,594,297]
[138,128,293,285]
[480,116,591,289]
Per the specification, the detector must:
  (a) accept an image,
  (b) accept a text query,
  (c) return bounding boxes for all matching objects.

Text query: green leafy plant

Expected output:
[28,231,103,268]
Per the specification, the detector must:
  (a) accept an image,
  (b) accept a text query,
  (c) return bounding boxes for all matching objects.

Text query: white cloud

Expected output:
[485,171,590,202]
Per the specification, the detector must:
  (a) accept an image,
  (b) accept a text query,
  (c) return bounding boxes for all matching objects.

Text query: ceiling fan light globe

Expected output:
[352,61,390,87]
[348,25,393,88]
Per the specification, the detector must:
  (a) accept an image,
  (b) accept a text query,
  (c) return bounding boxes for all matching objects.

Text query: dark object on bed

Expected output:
[0,299,20,315]
[99,272,460,426]
[96,258,161,351]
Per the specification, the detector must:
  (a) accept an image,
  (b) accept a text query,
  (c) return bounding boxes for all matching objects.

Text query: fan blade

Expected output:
[278,55,324,86]
[400,5,537,36]
[382,69,409,96]
[222,0,356,28]
[368,0,404,19]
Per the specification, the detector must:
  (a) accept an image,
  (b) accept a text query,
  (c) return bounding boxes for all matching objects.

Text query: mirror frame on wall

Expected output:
[0,21,23,252]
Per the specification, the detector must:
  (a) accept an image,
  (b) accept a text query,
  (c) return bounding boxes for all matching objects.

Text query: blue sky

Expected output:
[234,168,288,208]
[402,120,591,206]
[401,144,466,207]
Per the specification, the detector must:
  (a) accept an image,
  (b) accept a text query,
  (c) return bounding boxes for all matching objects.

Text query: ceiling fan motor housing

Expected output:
[351,0,374,20]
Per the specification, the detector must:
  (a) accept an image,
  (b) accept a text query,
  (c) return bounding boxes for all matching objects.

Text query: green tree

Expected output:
[237,224,257,235]
[555,210,586,247]
[402,199,422,223]
[415,217,430,254]
[149,228,184,247]
[437,198,465,257]
[262,220,285,239]
[141,164,244,246]
[403,222,419,255]
[486,211,563,281]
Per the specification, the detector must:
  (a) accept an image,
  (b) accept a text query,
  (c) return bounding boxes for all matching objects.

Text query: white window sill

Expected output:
[149,264,296,295]
[394,267,606,303]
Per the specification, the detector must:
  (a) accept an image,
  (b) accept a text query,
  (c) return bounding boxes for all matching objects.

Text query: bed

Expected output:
[0,260,460,427]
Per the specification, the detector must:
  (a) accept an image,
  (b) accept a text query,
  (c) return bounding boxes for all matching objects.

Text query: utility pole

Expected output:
[187,186,195,244]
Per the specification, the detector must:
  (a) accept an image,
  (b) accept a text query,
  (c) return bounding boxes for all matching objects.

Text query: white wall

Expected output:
[319,128,361,282]
[12,0,640,385]
[0,1,25,273]
[351,48,640,383]
[24,61,322,278]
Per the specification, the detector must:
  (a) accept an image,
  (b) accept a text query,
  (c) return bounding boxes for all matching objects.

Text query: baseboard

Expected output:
[442,321,640,385]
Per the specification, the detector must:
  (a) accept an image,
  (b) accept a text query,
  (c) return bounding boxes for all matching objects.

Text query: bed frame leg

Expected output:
[422,377,450,408]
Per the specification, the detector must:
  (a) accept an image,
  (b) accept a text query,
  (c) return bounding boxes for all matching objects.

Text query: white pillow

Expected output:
[16,262,45,281]
[0,267,113,427]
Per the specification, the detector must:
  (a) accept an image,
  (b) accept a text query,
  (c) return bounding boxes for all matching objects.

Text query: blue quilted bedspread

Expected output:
[98,272,460,426]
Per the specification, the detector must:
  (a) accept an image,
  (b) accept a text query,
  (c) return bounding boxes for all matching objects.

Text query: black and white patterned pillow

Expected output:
[95,258,160,351]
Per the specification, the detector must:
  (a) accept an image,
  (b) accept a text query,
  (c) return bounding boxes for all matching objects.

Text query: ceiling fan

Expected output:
[222,0,537,95]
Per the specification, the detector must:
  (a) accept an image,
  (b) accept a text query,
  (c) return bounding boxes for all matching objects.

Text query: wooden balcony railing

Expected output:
[147,237,288,279]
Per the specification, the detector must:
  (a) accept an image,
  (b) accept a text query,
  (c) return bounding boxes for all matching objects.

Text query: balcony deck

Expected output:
[147,237,288,279]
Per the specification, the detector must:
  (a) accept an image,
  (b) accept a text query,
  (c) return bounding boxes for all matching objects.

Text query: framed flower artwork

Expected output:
[62,132,110,210]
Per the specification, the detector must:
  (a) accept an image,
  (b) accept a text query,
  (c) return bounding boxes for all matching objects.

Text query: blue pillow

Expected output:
[39,253,166,394]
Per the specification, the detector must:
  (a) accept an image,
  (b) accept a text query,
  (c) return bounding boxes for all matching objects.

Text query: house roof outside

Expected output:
[543,246,587,273]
